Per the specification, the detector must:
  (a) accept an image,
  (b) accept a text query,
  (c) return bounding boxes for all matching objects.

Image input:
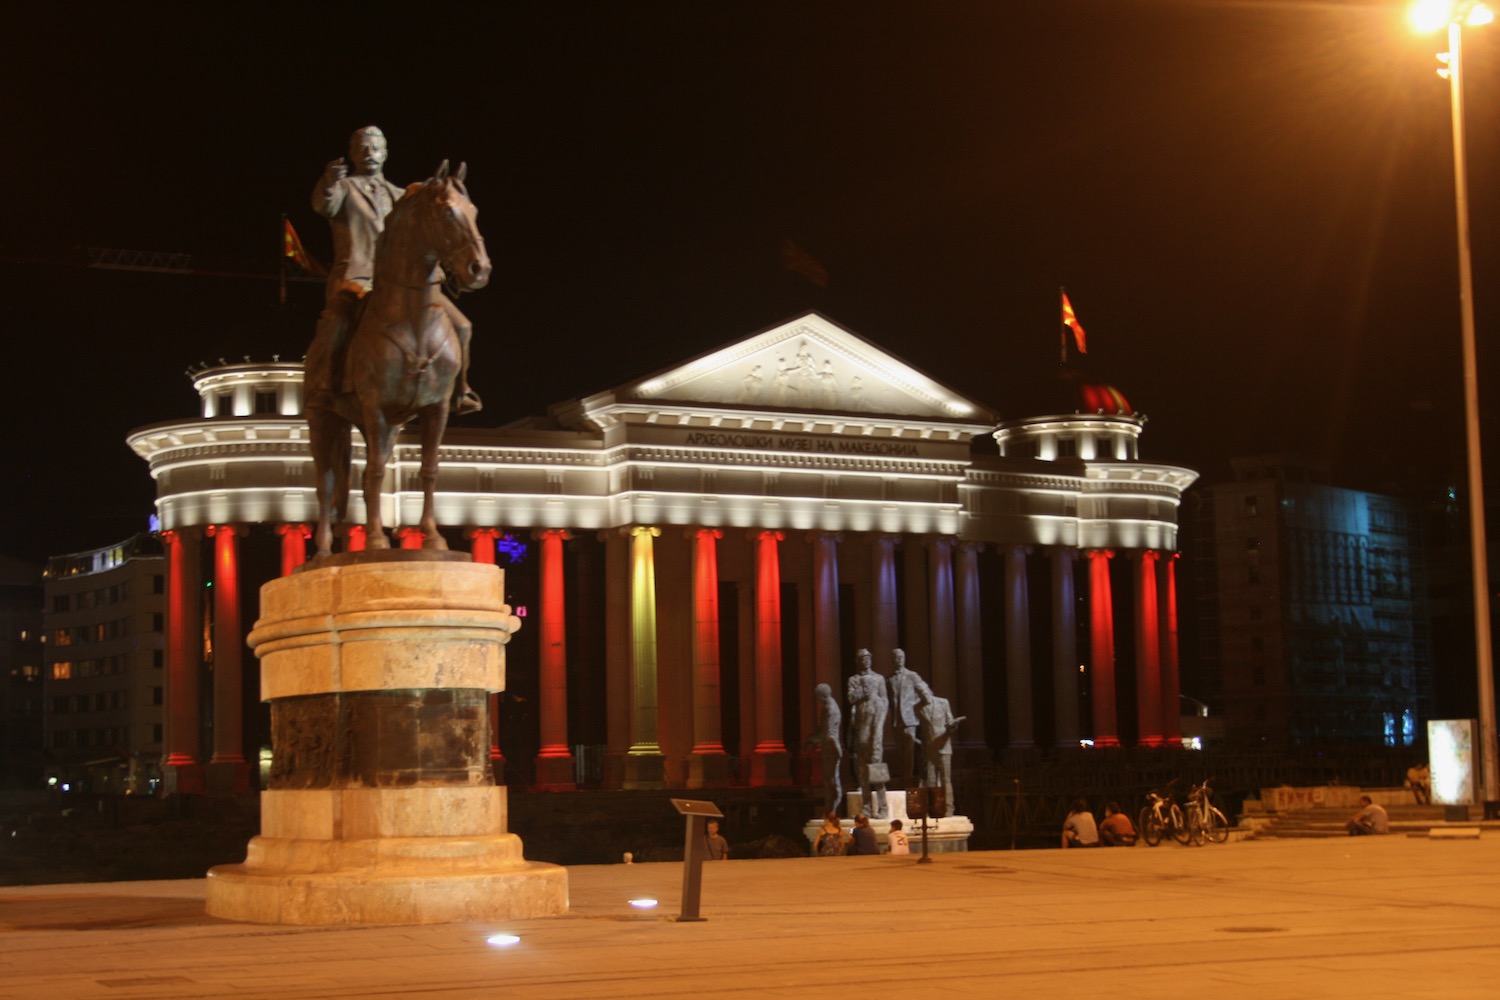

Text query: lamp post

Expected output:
[1411,0,1500,818]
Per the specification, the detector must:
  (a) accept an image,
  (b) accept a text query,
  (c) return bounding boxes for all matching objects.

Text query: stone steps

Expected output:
[1243,796,1495,840]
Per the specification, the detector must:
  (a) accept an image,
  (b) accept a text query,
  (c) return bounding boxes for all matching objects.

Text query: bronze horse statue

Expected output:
[308,161,491,557]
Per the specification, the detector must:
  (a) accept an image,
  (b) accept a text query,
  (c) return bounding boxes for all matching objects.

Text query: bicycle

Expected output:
[1185,778,1230,845]
[1138,782,1191,846]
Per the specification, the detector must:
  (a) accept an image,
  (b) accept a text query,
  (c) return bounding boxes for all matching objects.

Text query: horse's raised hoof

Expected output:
[452,389,483,416]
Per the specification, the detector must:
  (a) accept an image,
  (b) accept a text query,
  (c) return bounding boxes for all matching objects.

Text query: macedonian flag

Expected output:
[282,217,327,277]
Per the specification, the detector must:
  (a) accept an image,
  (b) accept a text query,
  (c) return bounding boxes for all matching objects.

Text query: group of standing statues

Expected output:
[806,649,965,820]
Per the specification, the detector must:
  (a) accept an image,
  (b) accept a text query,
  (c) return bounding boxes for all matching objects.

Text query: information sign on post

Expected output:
[671,798,723,922]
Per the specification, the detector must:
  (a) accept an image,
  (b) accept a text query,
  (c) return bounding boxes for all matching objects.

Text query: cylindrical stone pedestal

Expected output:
[206,551,568,925]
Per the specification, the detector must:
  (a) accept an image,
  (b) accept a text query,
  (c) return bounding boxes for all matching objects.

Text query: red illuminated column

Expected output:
[206,525,248,794]
[1005,545,1035,748]
[955,542,986,751]
[468,527,499,565]
[1134,550,1163,747]
[1052,547,1080,749]
[1087,549,1120,747]
[396,527,424,549]
[277,523,309,577]
[1159,553,1182,748]
[688,529,731,788]
[928,537,957,701]
[346,525,367,552]
[750,530,791,785]
[534,529,575,789]
[162,528,205,794]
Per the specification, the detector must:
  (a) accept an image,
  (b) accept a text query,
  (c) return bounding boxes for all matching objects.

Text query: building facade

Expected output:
[0,555,44,789]
[1193,455,1429,747]
[40,534,166,794]
[126,313,1196,793]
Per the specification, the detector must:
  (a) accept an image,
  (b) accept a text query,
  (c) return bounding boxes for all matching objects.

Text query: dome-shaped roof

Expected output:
[1077,381,1132,416]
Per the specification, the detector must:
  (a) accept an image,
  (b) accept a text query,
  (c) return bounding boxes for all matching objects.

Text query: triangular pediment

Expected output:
[600,312,994,422]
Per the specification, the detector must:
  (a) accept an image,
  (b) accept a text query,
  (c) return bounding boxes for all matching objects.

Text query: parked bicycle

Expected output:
[1139,781,1191,846]
[1185,778,1230,845]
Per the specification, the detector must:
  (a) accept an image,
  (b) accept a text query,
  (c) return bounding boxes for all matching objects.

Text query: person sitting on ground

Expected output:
[1406,764,1431,805]
[850,813,880,855]
[814,812,847,857]
[1062,799,1100,848]
[703,819,729,860]
[886,818,911,855]
[1346,795,1390,836]
[1098,801,1138,846]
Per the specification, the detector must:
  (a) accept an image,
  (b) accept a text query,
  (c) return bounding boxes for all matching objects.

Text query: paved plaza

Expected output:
[1,834,1496,999]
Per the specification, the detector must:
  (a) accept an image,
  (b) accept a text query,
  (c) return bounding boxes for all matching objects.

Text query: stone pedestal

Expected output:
[803,790,974,854]
[205,552,567,926]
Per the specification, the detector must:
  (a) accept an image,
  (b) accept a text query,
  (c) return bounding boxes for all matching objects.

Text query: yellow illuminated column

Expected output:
[955,542,986,751]
[1005,545,1035,749]
[1051,547,1080,749]
[751,530,792,785]
[534,529,575,790]
[688,528,731,788]
[625,526,665,788]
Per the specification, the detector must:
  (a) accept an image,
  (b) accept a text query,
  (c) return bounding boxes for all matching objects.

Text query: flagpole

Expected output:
[278,214,288,308]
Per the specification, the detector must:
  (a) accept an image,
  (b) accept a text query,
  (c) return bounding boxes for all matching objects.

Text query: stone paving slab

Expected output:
[1,836,1497,999]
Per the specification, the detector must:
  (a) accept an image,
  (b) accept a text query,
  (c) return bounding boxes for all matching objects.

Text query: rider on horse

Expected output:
[305,125,482,416]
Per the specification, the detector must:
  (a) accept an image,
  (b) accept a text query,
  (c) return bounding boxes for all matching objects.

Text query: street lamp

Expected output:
[1411,0,1500,818]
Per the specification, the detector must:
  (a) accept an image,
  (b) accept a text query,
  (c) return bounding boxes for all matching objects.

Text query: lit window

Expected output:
[51,662,72,680]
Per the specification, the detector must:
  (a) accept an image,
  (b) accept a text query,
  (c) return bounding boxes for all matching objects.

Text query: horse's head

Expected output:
[406,160,491,292]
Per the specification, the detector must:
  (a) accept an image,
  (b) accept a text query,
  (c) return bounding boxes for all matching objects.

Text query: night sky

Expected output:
[5,0,1498,564]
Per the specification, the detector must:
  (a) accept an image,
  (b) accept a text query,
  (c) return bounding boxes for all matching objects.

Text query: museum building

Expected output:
[126,312,1197,794]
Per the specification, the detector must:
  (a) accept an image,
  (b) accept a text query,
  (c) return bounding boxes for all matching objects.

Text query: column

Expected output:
[162,528,204,794]
[468,527,499,565]
[902,539,930,673]
[1159,552,1183,748]
[1087,549,1120,747]
[1005,545,1035,748]
[467,528,502,768]
[750,530,791,785]
[811,532,841,691]
[206,525,248,795]
[535,529,575,789]
[955,542,986,752]
[688,529,731,787]
[396,527,424,549]
[624,526,665,789]
[870,535,899,672]
[1051,547,1080,749]
[277,523,309,577]
[602,530,630,787]
[927,537,957,701]
[810,531,842,791]
[1134,550,1163,747]
[347,525,367,552]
